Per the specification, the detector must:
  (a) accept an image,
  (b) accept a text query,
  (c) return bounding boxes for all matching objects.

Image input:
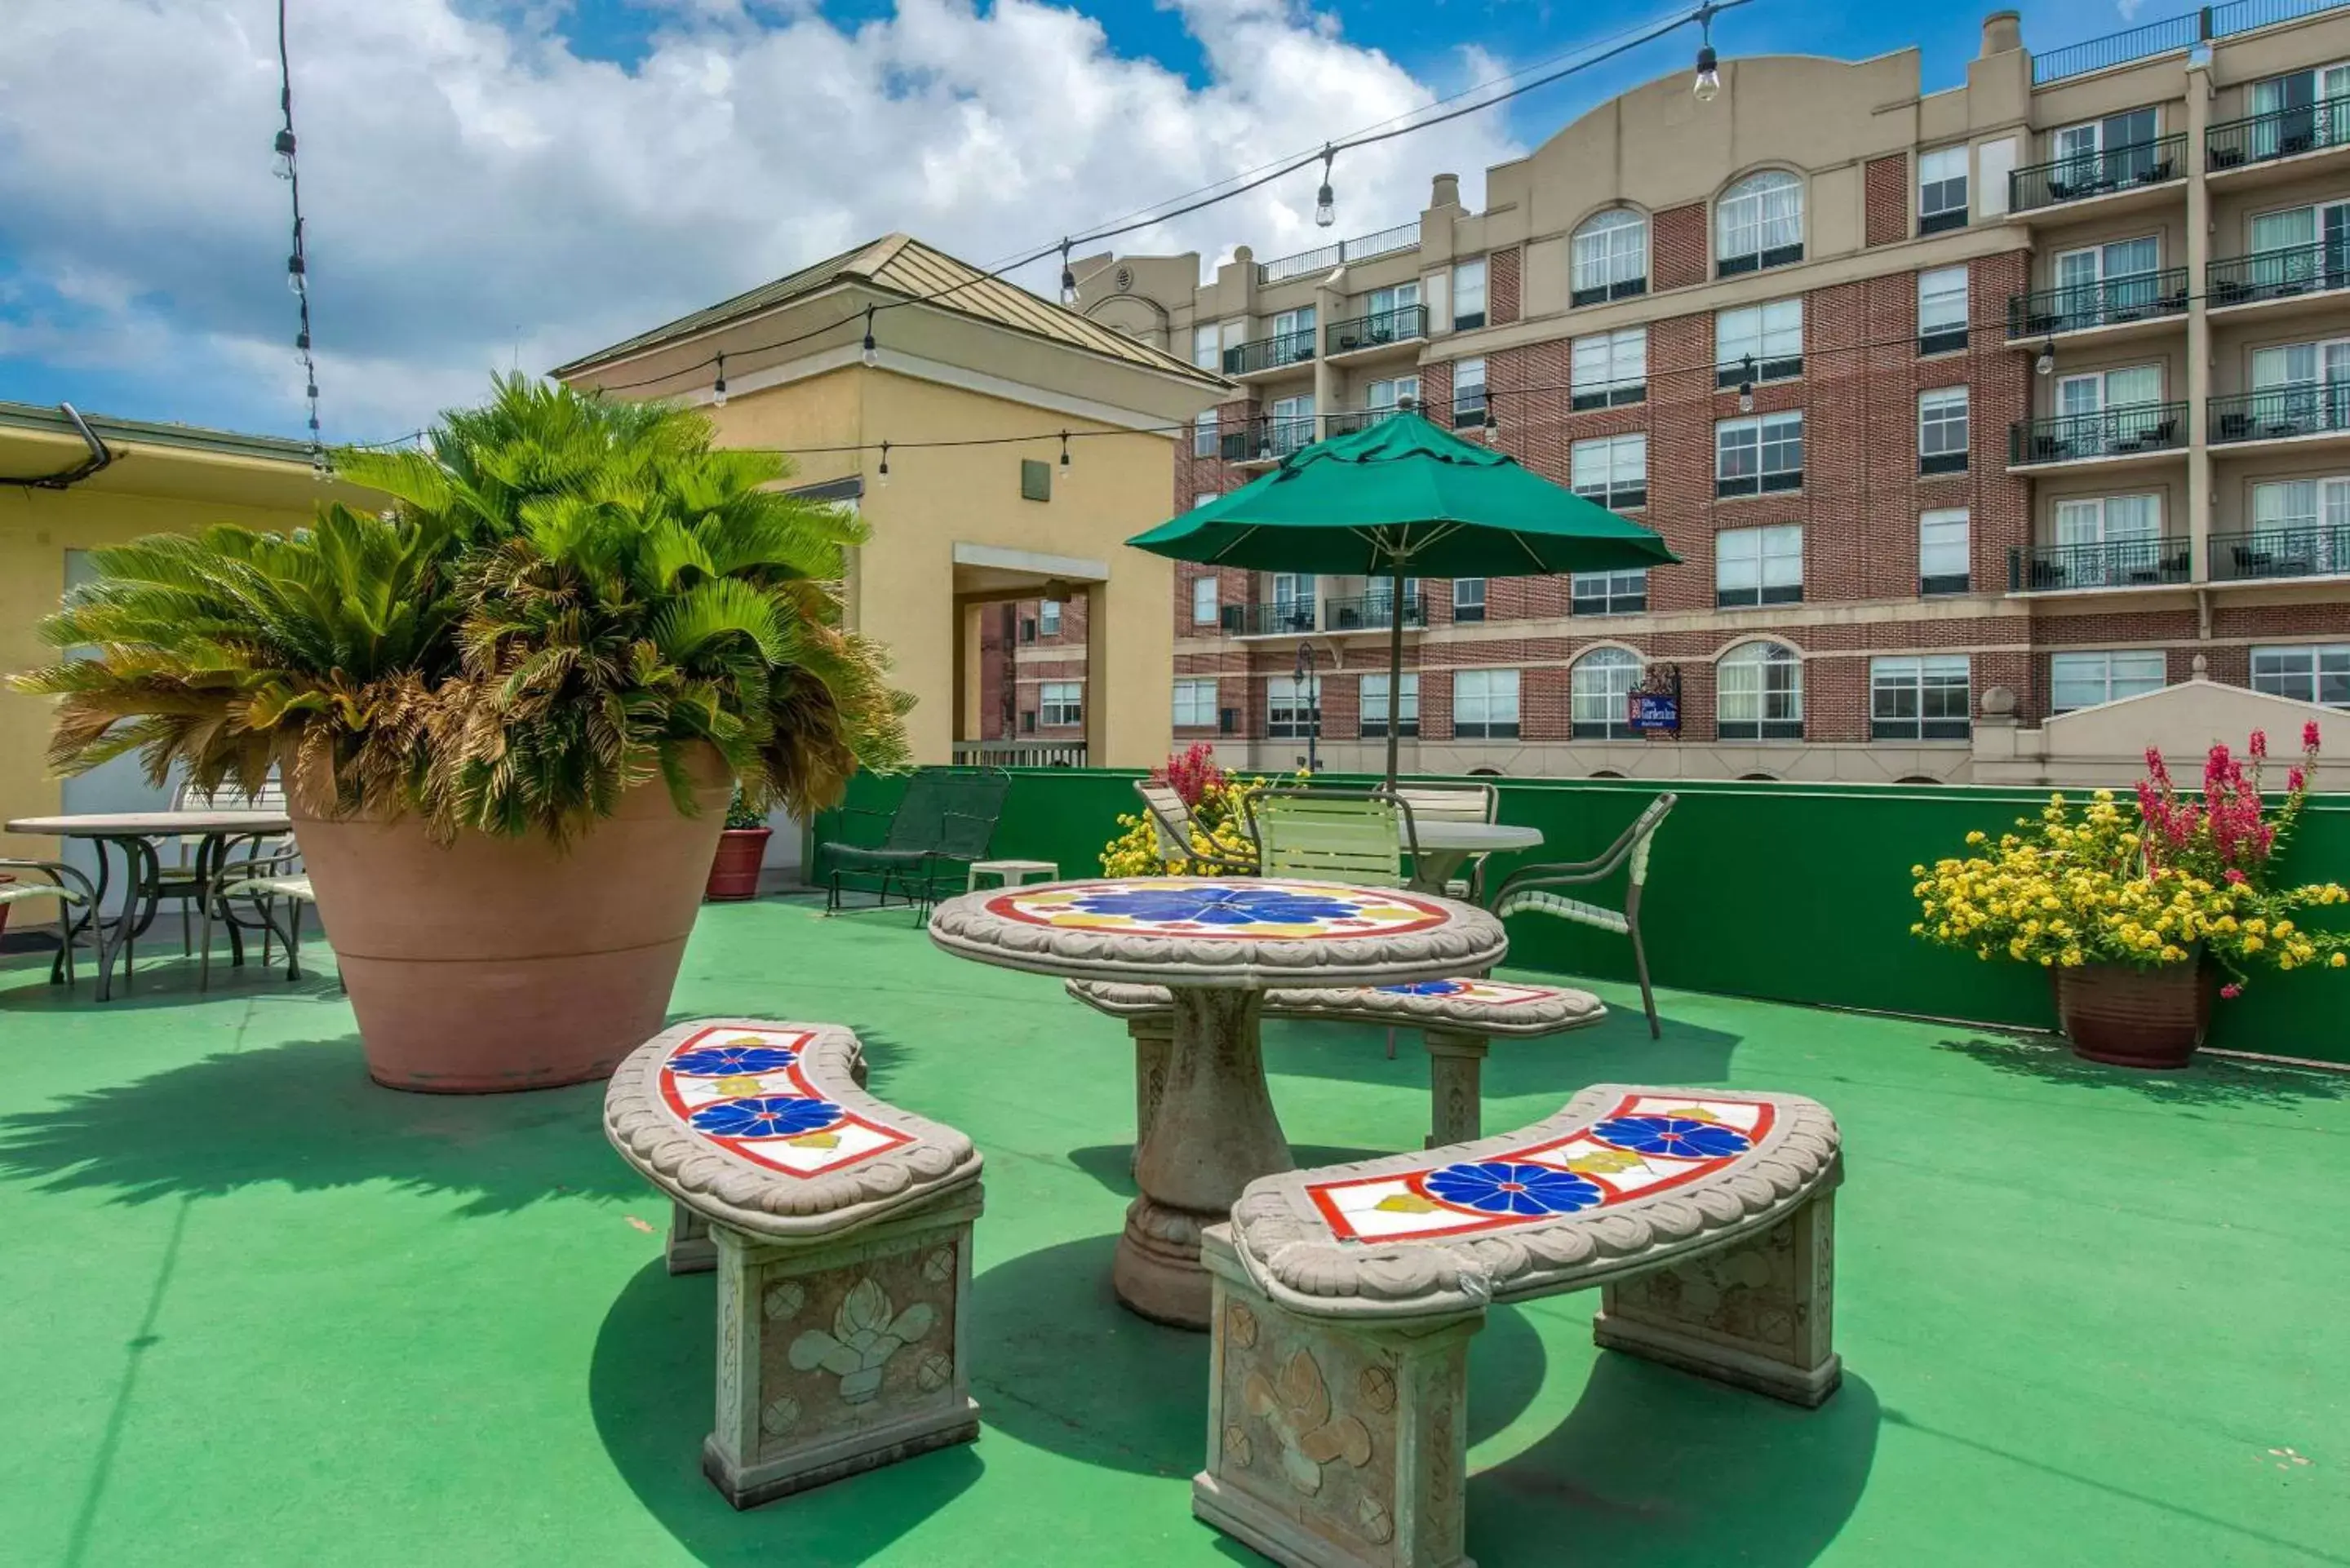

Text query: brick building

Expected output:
[1062,4,2350,780]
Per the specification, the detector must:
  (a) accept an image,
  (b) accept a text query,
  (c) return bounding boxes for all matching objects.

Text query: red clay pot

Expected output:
[2052,960,2211,1070]
[704,827,773,901]
[290,746,734,1093]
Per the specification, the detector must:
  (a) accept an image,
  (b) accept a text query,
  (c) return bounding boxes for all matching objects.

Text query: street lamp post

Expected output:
[1294,640,1320,774]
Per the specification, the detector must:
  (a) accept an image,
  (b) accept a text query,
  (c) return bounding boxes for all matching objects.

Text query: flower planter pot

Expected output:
[704,827,773,901]
[2052,961,2210,1070]
[290,746,734,1093]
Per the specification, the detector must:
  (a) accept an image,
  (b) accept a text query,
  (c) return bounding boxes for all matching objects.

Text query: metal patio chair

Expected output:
[0,860,96,989]
[820,768,1011,915]
[198,839,318,989]
[1133,778,1259,875]
[1380,780,1501,899]
[153,771,288,956]
[1490,792,1678,1039]
[1244,786,1422,889]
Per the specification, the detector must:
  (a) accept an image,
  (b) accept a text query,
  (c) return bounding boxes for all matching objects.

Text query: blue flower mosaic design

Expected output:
[1591,1115,1753,1160]
[667,1043,800,1077]
[689,1096,843,1140]
[1067,884,1369,928]
[1422,1160,1603,1217]
[1379,980,1468,996]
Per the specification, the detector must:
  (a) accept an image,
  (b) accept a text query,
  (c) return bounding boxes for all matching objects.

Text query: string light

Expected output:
[1058,431,1072,470]
[1693,0,1723,100]
[861,305,879,368]
[1314,144,1337,228]
[712,351,729,408]
[273,0,323,472]
[877,441,890,486]
[1738,353,1756,411]
[273,129,296,181]
[2036,339,2056,376]
[1059,241,1080,307]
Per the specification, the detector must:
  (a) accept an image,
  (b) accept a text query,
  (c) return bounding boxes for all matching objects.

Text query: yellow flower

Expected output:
[2332,953,2346,969]
[2242,935,2264,954]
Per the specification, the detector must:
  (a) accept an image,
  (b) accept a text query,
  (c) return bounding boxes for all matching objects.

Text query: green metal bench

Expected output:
[820,768,1010,916]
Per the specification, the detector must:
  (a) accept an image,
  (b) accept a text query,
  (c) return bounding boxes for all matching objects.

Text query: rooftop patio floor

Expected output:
[2,895,2345,1568]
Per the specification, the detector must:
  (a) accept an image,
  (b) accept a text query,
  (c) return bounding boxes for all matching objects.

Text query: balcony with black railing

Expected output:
[2005,268,2188,339]
[1322,590,1426,633]
[1322,405,1415,440]
[2007,537,2192,593]
[1228,599,1319,637]
[2207,238,2350,309]
[2207,95,2350,173]
[1325,305,1428,358]
[2209,383,2350,445]
[2007,135,2186,212]
[1222,330,1317,379]
[2210,524,2350,582]
[2007,402,2188,467]
[1220,414,1319,466]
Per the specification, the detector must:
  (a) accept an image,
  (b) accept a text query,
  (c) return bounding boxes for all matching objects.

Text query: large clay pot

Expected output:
[703,827,773,901]
[2052,960,2210,1070]
[291,747,734,1092]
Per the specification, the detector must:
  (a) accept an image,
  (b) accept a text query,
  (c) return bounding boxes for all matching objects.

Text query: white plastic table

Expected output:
[1407,820,1544,894]
[929,875,1506,1328]
[5,810,292,1000]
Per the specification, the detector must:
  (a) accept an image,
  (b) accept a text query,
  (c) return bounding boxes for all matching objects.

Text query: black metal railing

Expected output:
[2034,0,2350,86]
[1222,330,1316,377]
[2005,268,2188,338]
[1323,591,1427,631]
[2008,401,2188,464]
[2008,537,2191,591]
[1322,406,1414,440]
[1326,306,1428,355]
[2207,95,2350,169]
[2209,524,2350,581]
[1231,600,1319,636]
[2209,383,2350,443]
[1220,415,1318,463]
[2207,239,2350,308]
[2010,135,2185,210]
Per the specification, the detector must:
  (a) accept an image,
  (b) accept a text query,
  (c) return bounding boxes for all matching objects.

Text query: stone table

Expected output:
[929,876,1506,1328]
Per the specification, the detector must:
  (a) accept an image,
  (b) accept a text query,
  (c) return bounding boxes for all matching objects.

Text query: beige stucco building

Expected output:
[553,234,1233,770]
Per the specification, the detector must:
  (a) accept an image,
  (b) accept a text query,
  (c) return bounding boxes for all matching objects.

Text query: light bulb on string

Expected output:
[286,253,306,295]
[273,129,297,179]
[1059,241,1079,307]
[876,441,890,488]
[1314,145,1337,228]
[1058,431,1072,472]
[1483,396,1501,443]
[1738,355,1756,412]
[861,307,879,368]
[2035,339,2055,376]
[1694,44,1721,102]
[712,352,729,408]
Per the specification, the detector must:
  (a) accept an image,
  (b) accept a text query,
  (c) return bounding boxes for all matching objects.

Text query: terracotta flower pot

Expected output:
[2052,960,2211,1070]
[704,827,773,901]
[290,746,734,1093]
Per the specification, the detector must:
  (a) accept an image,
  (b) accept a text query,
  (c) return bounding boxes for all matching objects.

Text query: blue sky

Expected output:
[1,0,2151,445]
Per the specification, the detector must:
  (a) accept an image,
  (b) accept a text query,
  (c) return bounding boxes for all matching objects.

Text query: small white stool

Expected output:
[968,858,1058,893]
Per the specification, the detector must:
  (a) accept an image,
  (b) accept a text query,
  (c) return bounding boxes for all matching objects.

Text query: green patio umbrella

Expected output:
[1128,412,1680,785]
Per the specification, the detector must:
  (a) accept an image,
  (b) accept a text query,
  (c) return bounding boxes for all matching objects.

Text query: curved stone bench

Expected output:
[1192,1083,1842,1568]
[1068,977,1607,1152]
[605,1017,986,1508]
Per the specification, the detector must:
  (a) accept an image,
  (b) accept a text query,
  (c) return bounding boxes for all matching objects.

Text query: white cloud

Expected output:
[0,0,1523,439]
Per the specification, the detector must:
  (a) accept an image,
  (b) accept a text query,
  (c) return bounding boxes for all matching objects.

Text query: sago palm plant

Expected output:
[20,374,911,841]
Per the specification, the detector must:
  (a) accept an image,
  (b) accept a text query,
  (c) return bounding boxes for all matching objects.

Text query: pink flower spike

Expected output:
[2250,729,2268,759]
[2290,767,2307,793]
[2307,721,2323,754]
[2224,867,2246,884]
[2220,983,2243,1000]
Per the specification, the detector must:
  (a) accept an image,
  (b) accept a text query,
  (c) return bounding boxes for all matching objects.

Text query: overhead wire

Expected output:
[274,0,324,471]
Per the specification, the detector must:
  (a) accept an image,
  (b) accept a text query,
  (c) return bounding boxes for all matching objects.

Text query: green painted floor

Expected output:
[2,896,2345,1568]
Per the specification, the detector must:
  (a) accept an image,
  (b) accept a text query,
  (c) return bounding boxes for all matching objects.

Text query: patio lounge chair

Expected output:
[198,844,317,989]
[1133,778,1258,874]
[820,768,1010,915]
[1491,792,1677,1039]
[1244,786,1421,888]
[1192,1083,1842,1568]
[0,860,95,987]
[1381,780,1499,897]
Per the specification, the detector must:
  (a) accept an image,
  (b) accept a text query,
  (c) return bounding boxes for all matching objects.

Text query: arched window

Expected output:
[1718,640,1803,740]
[1571,209,1649,304]
[1570,647,1643,740]
[1716,171,1803,276]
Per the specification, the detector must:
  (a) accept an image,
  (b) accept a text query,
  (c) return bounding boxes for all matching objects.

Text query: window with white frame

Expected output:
[1365,375,1421,415]
[1716,525,1803,607]
[1571,209,1648,303]
[2245,334,2350,441]
[1918,387,1971,473]
[1871,654,1971,739]
[2053,365,2168,457]
[1191,574,1220,623]
[1039,680,1083,726]
[1452,578,1487,622]
[1714,299,1802,385]
[2050,236,2162,331]
[1715,411,1803,495]
[1194,324,1220,370]
[1919,507,1971,594]
[2251,643,2350,706]
[1572,433,1647,511]
[1039,599,1062,636]
[1918,266,1970,352]
[1452,258,1488,330]
[1918,146,1969,232]
[1451,357,1488,428]
[1452,668,1521,739]
[1718,640,1804,740]
[1193,412,1217,458]
[2051,650,2166,711]
[1266,675,1317,738]
[1572,327,1648,409]
[1571,569,1647,616]
[1570,648,1643,739]
[1173,679,1219,728]
[1717,171,1804,275]
[2050,494,2166,587]
[2242,478,2350,578]
[1359,672,1419,737]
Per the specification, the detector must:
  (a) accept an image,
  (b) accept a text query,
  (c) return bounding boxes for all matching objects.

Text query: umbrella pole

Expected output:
[1385,557,1406,790]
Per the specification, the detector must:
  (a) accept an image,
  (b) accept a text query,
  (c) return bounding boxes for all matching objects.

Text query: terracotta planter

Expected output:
[704,827,773,901]
[290,746,734,1093]
[2052,960,2211,1070]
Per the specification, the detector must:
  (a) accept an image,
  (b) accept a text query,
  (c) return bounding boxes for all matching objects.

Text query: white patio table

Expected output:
[929,875,1505,1328]
[5,810,292,1001]
[1406,819,1543,896]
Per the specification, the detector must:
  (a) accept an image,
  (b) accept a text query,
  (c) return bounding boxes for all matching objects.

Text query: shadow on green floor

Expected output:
[1062,1144,1386,1201]
[1935,1034,2350,1108]
[1254,1007,1753,1105]
[1473,1356,1880,1564]
[0,1034,632,1213]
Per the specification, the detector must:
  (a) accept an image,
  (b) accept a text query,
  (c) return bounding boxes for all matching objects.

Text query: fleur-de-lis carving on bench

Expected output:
[1193,1083,1843,1568]
[604,1018,985,1508]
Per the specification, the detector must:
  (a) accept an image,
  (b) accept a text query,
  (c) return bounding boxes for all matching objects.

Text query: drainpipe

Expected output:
[0,404,114,490]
